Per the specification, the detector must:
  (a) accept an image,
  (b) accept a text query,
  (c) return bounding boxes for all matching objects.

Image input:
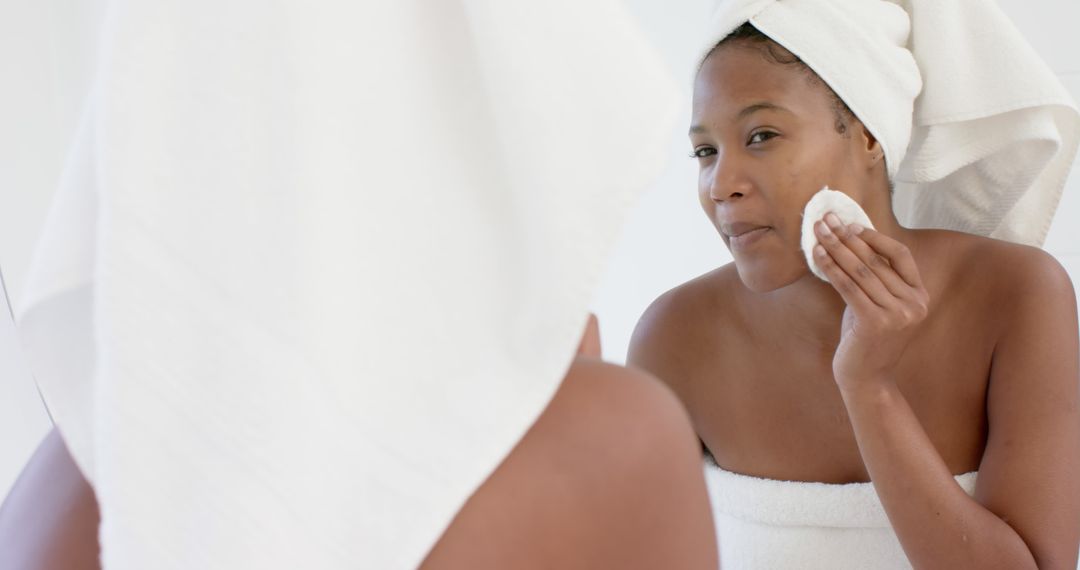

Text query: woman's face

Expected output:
[690,42,877,292]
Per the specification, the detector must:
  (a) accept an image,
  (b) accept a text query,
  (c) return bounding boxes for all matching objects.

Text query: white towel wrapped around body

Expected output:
[704,460,978,569]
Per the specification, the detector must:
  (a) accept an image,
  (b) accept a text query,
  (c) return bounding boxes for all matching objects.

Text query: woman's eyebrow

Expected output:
[736,101,789,120]
[689,101,792,135]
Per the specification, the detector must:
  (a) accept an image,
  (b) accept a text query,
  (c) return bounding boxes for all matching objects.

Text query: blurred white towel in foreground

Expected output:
[17,2,676,568]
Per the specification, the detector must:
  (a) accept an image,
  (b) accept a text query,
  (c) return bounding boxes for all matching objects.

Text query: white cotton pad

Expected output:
[801,187,875,281]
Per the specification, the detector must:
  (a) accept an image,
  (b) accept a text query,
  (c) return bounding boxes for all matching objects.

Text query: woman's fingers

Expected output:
[848,226,923,289]
[839,226,912,299]
[814,216,931,333]
[815,218,898,310]
[813,239,879,313]
[811,212,932,331]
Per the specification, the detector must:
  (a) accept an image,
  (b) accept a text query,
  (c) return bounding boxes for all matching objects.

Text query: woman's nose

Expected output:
[707,153,750,202]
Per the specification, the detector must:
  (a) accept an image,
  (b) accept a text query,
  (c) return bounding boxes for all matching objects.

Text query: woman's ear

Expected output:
[860,124,885,168]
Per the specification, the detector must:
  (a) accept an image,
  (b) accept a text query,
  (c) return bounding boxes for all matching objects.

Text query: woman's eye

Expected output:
[690,147,717,159]
[747,131,778,145]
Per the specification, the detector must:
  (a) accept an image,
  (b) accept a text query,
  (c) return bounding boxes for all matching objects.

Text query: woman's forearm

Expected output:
[842,380,1037,569]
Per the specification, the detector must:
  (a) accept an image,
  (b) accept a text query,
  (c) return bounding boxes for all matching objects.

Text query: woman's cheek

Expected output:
[697,177,714,211]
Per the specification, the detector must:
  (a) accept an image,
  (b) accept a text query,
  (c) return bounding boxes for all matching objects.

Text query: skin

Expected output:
[1,314,718,569]
[422,314,717,569]
[629,40,1080,569]
[0,429,101,570]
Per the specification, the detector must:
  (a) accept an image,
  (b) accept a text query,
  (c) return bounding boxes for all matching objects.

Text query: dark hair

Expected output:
[705,23,855,137]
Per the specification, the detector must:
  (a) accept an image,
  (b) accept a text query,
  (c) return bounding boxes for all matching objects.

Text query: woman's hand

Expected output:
[813,213,930,394]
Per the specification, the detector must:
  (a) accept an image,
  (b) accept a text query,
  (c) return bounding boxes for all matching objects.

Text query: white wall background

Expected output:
[1,0,1078,499]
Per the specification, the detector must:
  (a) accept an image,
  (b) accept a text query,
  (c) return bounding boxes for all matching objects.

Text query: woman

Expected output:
[629,2,1080,568]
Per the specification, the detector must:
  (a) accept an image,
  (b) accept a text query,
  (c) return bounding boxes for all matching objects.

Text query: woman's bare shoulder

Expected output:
[918,229,1066,282]
[626,264,741,386]
[917,228,1073,316]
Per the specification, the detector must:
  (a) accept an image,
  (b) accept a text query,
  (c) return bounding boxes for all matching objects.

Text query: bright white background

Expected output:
[1,0,1078,499]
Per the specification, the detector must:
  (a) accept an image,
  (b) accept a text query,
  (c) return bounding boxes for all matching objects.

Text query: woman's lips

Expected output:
[728,226,771,249]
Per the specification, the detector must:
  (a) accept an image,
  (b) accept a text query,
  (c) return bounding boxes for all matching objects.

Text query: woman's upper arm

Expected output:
[976,250,1080,569]
[627,288,689,388]
[0,427,101,570]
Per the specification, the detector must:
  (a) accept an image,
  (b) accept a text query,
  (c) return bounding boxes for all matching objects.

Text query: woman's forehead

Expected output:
[692,46,828,123]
